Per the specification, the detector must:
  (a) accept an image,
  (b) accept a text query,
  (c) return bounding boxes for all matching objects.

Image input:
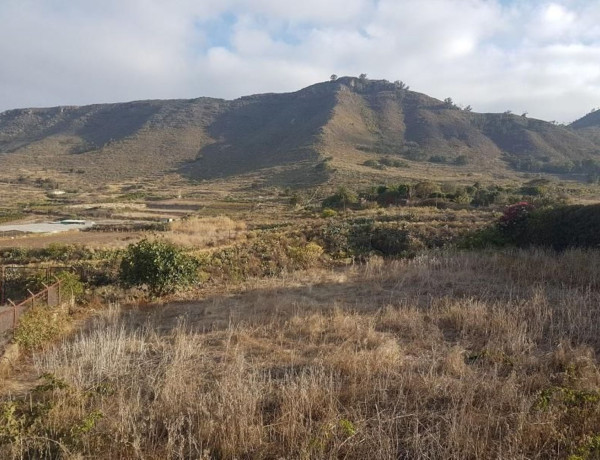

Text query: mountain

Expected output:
[1,77,599,191]
[571,109,600,147]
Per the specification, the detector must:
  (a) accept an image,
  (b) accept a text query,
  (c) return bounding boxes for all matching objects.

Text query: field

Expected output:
[1,171,600,459]
[3,249,600,459]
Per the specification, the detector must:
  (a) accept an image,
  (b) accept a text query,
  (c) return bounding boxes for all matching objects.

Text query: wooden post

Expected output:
[1,265,4,306]
[55,276,61,305]
[8,299,16,329]
[41,283,49,306]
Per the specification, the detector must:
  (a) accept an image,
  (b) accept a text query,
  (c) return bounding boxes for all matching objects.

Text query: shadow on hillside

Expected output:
[245,161,333,190]
[69,102,162,151]
[0,102,162,154]
[179,86,338,180]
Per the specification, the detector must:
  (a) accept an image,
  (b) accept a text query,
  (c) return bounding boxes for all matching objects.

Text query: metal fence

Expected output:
[0,265,72,306]
[0,279,62,335]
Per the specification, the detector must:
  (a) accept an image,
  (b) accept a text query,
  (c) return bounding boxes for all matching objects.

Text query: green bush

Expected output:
[287,242,324,269]
[369,225,412,256]
[321,208,338,218]
[200,233,324,281]
[119,239,199,296]
[363,159,384,169]
[14,305,69,350]
[523,204,600,250]
[322,187,358,210]
[454,155,469,166]
[56,271,85,302]
[464,203,600,250]
[317,220,414,258]
[429,155,447,164]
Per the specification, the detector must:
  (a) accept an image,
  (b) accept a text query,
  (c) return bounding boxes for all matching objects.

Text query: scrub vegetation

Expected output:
[3,249,600,459]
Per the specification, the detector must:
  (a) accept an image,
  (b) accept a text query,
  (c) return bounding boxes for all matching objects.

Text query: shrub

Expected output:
[498,201,535,242]
[523,204,600,250]
[369,225,412,256]
[471,188,501,207]
[317,220,415,258]
[468,203,600,250]
[0,270,46,303]
[459,225,509,249]
[287,242,324,269]
[363,159,383,169]
[429,155,447,164]
[56,271,85,302]
[454,155,469,165]
[375,184,410,206]
[14,305,69,350]
[322,187,359,210]
[414,181,441,199]
[322,208,338,218]
[119,239,199,296]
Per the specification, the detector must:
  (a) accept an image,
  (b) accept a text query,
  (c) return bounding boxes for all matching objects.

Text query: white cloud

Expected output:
[0,0,599,122]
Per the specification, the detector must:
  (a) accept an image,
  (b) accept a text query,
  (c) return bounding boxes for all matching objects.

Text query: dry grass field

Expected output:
[162,216,247,248]
[0,230,143,250]
[3,249,600,459]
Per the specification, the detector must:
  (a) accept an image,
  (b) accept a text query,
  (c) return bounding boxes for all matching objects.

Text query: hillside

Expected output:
[571,109,600,147]
[1,77,599,191]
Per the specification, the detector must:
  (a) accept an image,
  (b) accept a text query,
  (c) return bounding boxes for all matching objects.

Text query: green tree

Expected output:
[322,186,358,210]
[443,97,454,108]
[119,239,198,296]
[414,181,440,198]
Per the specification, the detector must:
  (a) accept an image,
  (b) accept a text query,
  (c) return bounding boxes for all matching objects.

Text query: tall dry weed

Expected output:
[162,216,246,248]
[3,249,600,458]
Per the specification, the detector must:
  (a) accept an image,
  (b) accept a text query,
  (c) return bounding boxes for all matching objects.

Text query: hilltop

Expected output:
[0,77,599,192]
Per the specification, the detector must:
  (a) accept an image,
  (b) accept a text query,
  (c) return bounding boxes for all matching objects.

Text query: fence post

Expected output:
[1,265,5,306]
[9,299,16,329]
[55,277,61,305]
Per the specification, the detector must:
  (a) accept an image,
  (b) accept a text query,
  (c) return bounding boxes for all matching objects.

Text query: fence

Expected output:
[0,265,73,306]
[0,279,62,336]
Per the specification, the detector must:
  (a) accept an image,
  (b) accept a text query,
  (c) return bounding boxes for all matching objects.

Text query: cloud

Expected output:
[0,0,599,122]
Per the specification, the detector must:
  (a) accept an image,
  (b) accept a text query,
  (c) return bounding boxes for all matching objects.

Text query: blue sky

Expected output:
[0,0,599,122]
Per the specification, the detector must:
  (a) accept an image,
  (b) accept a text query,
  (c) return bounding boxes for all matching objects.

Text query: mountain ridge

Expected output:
[1,77,599,189]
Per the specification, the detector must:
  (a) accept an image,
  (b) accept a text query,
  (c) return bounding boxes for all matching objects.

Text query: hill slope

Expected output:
[571,109,600,148]
[1,77,599,191]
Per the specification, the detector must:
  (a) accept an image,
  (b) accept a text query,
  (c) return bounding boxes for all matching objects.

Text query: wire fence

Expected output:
[0,279,62,336]
[0,265,72,306]
[0,275,64,336]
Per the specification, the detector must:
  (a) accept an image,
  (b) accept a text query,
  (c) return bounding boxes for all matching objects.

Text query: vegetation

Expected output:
[13,305,70,351]
[321,178,572,211]
[119,239,199,295]
[56,271,85,302]
[4,250,600,458]
[513,203,600,250]
[464,202,600,251]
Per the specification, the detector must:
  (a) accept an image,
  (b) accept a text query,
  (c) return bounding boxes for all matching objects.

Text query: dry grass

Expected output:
[4,249,600,458]
[161,216,247,248]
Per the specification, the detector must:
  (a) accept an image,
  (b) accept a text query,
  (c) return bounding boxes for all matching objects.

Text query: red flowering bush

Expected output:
[498,202,534,242]
[499,202,534,227]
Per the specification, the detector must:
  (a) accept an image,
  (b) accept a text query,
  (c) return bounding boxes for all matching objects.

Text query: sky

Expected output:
[0,0,599,122]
